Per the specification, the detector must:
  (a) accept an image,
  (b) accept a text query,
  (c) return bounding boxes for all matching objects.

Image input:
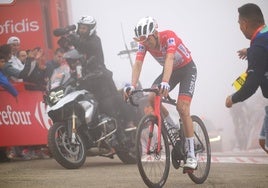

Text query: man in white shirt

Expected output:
[7,36,24,71]
[4,36,25,82]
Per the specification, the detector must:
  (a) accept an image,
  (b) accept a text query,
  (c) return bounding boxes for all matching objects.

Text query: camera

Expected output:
[53,25,79,51]
[53,25,76,37]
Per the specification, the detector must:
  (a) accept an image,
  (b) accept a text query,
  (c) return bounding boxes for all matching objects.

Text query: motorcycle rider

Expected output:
[68,15,137,150]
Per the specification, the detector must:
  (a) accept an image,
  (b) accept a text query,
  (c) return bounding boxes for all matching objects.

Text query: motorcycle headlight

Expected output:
[49,89,64,105]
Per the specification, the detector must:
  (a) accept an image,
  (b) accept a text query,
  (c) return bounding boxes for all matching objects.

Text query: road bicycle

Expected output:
[128,87,211,188]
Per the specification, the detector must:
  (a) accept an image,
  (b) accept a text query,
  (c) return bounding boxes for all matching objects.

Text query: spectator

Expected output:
[23,47,47,91]
[48,54,70,90]
[6,37,24,82]
[45,47,65,81]
[0,44,18,97]
[0,43,12,60]
[17,50,27,65]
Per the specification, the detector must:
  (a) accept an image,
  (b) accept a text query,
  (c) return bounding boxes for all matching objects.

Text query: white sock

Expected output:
[185,137,195,158]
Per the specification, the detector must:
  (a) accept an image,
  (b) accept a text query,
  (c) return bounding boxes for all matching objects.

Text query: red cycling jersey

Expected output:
[135,30,192,70]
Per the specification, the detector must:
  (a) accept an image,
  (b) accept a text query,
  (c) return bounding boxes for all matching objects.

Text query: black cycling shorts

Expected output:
[152,61,197,101]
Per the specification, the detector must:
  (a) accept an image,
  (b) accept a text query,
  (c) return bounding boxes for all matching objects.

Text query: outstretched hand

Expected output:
[225,95,233,108]
[237,48,247,60]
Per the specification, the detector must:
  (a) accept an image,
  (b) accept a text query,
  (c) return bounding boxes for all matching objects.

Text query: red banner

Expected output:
[0,82,51,147]
[0,0,45,50]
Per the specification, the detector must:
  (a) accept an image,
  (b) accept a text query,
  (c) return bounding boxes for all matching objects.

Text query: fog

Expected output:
[69,0,268,150]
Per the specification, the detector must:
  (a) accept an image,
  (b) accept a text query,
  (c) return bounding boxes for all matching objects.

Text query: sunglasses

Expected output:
[133,35,148,43]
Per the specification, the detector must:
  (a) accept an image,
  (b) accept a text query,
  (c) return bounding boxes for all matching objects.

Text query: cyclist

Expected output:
[124,16,198,169]
[225,3,268,154]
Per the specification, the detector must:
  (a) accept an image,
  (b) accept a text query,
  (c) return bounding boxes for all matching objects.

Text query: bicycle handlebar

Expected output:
[128,88,176,107]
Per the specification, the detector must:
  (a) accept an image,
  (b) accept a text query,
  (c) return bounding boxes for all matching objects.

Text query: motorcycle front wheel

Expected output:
[48,122,87,169]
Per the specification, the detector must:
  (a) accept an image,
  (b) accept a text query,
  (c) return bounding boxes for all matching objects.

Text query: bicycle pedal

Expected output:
[171,150,182,169]
[171,158,180,169]
[183,168,194,174]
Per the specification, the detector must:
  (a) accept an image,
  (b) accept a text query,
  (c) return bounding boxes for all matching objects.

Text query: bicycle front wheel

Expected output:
[136,115,170,188]
[188,115,211,184]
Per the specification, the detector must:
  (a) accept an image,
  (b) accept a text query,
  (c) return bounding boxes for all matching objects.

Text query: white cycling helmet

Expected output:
[77,15,97,36]
[134,16,158,42]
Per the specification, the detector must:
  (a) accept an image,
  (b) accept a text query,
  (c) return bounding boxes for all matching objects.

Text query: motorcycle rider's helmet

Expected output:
[134,16,158,42]
[77,15,97,36]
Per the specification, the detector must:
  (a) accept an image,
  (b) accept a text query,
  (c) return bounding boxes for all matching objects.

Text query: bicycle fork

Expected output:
[146,95,162,155]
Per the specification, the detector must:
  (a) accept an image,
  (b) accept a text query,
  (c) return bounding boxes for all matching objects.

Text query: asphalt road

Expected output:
[0,154,268,188]
[0,153,268,188]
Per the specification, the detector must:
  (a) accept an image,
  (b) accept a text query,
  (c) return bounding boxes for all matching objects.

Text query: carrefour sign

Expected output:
[0,89,52,147]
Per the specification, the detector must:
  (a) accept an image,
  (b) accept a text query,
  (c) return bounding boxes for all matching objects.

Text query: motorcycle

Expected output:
[44,52,138,169]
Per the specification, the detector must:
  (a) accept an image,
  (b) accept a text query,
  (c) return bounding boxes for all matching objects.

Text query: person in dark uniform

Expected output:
[225,3,268,154]
[69,16,139,145]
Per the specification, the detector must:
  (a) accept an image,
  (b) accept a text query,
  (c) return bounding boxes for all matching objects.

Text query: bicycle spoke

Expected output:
[136,115,170,188]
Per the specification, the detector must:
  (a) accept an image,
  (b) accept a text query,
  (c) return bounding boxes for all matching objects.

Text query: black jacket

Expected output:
[232,27,268,103]
[75,33,106,70]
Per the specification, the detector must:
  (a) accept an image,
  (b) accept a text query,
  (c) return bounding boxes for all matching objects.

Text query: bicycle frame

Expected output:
[152,92,182,155]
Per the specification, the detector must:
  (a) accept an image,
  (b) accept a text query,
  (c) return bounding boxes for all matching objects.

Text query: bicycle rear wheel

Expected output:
[188,115,211,184]
[136,115,170,188]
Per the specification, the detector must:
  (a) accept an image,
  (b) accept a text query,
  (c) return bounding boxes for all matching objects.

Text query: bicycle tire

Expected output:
[188,115,211,184]
[136,114,170,188]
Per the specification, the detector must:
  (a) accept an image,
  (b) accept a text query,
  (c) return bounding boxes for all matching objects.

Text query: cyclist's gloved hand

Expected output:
[123,83,135,101]
[159,82,170,97]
